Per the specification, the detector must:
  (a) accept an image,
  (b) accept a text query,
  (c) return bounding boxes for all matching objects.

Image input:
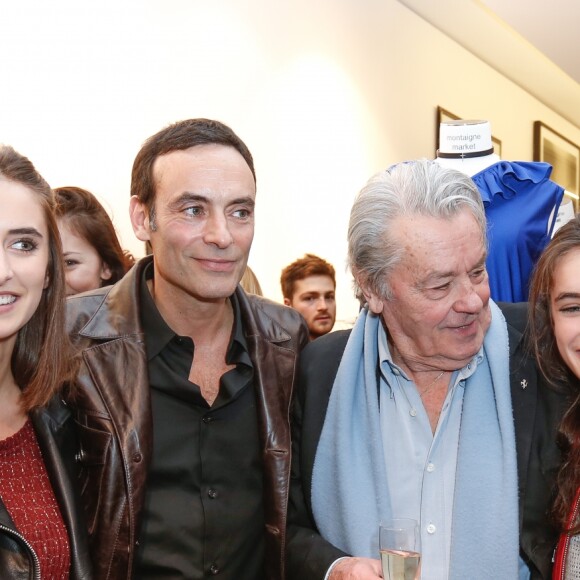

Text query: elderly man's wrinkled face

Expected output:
[365,209,491,373]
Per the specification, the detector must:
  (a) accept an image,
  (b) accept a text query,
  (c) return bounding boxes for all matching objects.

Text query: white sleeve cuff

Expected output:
[323,557,349,580]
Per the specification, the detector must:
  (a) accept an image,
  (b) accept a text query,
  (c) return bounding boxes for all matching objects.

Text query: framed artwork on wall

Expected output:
[436,106,502,157]
[534,121,580,212]
[437,106,459,125]
[435,107,459,153]
[491,135,502,158]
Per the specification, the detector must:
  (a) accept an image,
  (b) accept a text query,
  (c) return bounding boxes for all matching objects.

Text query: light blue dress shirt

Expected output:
[377,324,477,580]
[324,324,530,580]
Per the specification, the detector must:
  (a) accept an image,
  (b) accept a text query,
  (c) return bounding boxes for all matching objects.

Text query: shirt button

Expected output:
[426,463,435,472]
[426,523,437,534]
[209,563,220,575]
[208,488,218,499]
[409,409,417,417]
[203,416,214,424]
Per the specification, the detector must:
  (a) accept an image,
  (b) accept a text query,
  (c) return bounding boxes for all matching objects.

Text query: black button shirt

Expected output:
[134,264,265,579]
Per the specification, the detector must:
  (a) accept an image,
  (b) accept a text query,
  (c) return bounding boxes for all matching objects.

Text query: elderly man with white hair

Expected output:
[286,159,567,580]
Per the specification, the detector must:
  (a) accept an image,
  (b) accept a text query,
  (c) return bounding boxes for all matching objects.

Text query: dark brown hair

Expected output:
[0,145,74,410]
[54,186,134,284]
[280,254,336,300]
[528,213,580,532]
[131,118,256,218]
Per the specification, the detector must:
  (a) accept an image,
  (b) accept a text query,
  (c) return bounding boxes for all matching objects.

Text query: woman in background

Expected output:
[240,265,263,296]
[528,214,580,579]
[0,146,92,578]
[54,186,134,295]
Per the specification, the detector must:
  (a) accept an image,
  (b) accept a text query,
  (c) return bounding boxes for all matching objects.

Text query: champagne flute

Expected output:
[379,518,421,580]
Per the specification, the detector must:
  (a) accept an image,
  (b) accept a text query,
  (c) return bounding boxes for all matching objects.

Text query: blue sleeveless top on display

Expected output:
[472,161,564,302]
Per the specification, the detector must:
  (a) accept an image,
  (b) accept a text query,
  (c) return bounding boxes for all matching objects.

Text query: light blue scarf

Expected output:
[311,300,520,579]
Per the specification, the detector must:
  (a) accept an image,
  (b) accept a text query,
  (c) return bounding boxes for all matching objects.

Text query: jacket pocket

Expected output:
[74,419,112,534]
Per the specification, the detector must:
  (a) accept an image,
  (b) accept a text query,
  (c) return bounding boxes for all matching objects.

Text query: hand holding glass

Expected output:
[379,519,421,580]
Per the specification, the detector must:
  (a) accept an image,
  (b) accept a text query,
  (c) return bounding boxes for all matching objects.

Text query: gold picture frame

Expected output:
[533,121,579,212]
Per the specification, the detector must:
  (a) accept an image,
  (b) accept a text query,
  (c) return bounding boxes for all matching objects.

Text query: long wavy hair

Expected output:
[54,186,134,284]
[0,145,75,410]
[528,213,580,532]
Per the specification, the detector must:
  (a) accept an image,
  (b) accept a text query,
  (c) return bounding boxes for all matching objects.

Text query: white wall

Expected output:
[2,0,579,325]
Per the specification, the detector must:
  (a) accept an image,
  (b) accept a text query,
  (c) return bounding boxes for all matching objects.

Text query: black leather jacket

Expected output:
[0,398,93,580]
[66,256,309,579]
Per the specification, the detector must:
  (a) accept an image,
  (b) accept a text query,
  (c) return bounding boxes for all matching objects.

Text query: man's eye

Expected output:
[233,209,251,219]
[184,206,203,217]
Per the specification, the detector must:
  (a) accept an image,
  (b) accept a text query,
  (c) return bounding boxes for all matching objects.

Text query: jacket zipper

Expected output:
[559,489,580,580]
[0,522,41,580]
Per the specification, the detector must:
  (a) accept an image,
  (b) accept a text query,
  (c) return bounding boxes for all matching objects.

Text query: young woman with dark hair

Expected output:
[54,186,134,295]
[0,146,92,579]
[528,213,580,579]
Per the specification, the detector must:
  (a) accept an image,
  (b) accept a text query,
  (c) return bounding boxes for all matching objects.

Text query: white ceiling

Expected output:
[480,0,580,84]
[398,0,580,128]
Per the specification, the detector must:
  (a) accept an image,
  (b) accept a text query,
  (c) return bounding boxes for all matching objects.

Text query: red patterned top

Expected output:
[0,419,70,579]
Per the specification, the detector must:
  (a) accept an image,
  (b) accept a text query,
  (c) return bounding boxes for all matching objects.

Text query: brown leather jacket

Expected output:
[66,256,309,580]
